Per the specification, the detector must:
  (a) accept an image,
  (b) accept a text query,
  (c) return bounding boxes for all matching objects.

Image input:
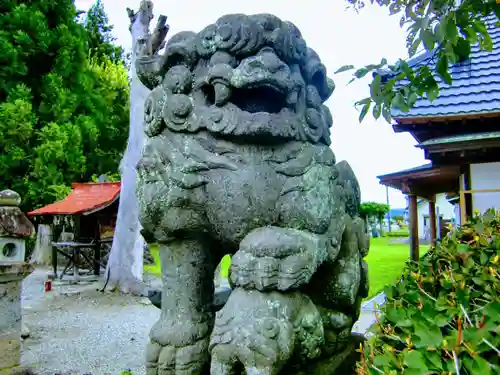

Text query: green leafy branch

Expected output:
[357,209,500,375]
[339,0,499,123]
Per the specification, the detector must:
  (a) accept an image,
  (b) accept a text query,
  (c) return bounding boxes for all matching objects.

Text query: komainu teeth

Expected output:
[286,90,298,108]
[214,82,232,106]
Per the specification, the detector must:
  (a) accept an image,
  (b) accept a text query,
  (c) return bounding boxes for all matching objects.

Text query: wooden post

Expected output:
[386,186,391,233]
[429,195,437,248]
[73,215,81,283]
[94,221,102,276]
[408,193,420,262]
[459,174,466,225]
[51,218,62,278]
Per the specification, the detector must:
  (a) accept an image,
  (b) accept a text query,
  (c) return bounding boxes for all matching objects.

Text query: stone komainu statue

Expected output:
[135,13,369,375]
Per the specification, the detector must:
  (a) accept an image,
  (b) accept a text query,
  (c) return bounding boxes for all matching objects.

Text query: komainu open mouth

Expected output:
[200,81,289,115]
[229,85,286,114]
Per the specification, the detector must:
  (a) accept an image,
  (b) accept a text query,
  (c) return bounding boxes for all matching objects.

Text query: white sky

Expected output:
[75,0,427,208]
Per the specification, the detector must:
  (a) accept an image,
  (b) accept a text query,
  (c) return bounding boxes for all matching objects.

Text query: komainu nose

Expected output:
[246,48,287,74]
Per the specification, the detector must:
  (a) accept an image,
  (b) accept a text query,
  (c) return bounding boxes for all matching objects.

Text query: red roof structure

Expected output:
[28,182,121,216]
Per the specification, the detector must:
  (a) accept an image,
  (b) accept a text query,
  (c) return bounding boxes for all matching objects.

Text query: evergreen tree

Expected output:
[82,0,129,66]
[84,55,130,180]
[0,0,129,210]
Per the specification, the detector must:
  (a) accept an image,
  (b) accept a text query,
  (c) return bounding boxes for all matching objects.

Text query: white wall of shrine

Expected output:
[470,162,500,214]
[416,193,455,239]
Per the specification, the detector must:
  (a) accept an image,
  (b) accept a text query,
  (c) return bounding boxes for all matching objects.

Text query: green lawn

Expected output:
[144,237,427,299]
[365,237,428,298]
[144,245,231,278]
[144,243,161,276]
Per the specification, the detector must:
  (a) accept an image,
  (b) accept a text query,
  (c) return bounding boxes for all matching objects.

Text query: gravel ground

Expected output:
[21,268,160,375]
[20,267,378,375]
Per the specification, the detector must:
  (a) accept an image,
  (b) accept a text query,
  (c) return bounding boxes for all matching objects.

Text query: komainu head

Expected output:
[139,13,336,145]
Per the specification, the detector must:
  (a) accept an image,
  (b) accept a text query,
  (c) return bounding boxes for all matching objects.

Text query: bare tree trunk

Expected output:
[30,224,52,265]
[104,0,157,295]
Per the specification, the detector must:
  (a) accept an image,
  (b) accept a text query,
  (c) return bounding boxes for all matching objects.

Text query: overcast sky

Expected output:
[75,0,427,208]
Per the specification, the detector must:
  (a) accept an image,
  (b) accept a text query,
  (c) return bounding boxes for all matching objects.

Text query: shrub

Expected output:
[357,210,500,375]
[386,230,409,238]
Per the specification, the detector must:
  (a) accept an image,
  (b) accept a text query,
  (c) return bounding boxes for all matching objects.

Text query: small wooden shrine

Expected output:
[27,182,120,281]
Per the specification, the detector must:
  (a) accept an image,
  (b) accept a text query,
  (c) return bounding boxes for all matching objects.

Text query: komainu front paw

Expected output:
[146,318,211,375]
[230,226,328,291]
[146,337,209,375]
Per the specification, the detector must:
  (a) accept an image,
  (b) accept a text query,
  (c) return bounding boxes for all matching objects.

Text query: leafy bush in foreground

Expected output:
[357,210,500,375]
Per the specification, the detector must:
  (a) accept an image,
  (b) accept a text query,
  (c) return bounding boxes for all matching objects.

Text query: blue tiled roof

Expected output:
[387,14,500,119]
[417,130,500,147]
[376,163,433,179]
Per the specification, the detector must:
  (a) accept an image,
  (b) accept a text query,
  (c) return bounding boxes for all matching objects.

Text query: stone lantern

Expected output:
[0,189,34,374]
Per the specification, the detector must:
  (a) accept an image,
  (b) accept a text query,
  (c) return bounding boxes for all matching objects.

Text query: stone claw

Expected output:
[146,315,212,375]
[230,251,316,291]
[146,337,209,375]
[230,226,327,291]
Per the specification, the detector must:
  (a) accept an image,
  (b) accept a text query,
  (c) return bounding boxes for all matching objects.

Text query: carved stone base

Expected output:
[198,334,364,375]
[287,334,365,375]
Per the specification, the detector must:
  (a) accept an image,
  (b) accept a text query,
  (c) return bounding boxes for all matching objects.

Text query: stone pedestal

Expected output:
[0,189,35,374]
[0,263,33,374]
[287,334,365,375]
